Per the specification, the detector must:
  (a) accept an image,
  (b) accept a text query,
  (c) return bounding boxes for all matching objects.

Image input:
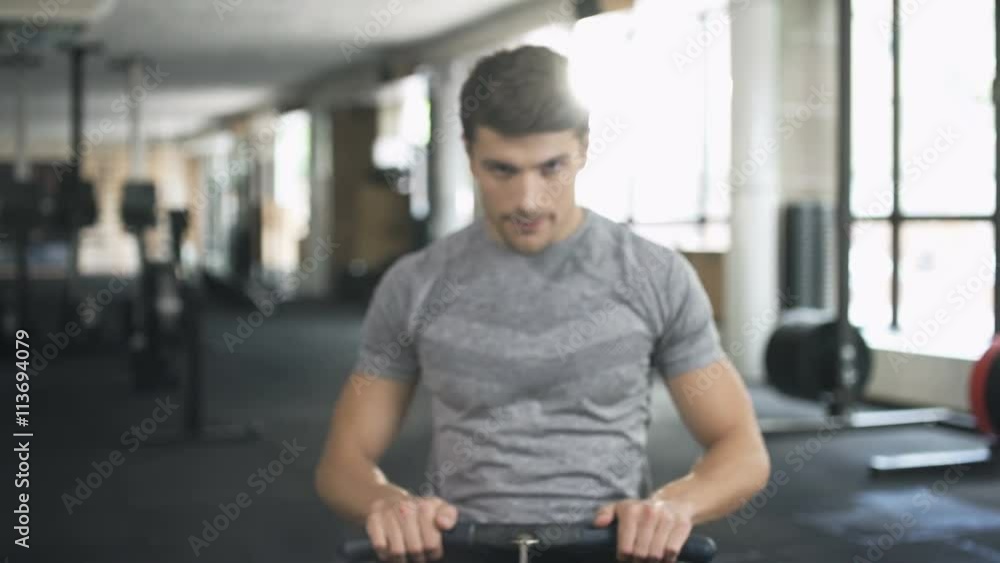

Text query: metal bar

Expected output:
[891,0,902,329]
[759,407,955,435]
[133,233,148,334]
[14,226,29,333]
[128,58,146,178]
[833,0,854,416]
[65,45,91,327]
[70,46,83,184]
[870,448,993,473]
[698,11,711,231]
[995,0,1000,335]
[849,407,954,427]
[896,215,994,222]
[853,215,996,222]
[14,63,29,182]
[184,282,202,437]
[852,215,994,225]
[625,218,730,227]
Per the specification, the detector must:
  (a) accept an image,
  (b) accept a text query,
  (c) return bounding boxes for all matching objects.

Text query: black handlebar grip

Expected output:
[340,524,717,562]
[565,528,716,562]
[340,524,474,561]
[680,535,718,562]
[339,538,377,561]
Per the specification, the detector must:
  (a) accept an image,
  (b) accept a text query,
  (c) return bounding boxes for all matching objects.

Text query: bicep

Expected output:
[322,373,417,464]
[665,360,758,447]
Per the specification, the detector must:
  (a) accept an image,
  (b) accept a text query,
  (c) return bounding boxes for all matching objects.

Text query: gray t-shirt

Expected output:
[353,207,724,524]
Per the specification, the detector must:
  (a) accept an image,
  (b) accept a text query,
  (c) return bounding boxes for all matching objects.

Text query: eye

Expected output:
[541,160,564,176]
[489,164,517,179]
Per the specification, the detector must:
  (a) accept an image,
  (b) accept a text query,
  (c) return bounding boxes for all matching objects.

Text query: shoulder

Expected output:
[586,211,687,276]
[380,220,482,289]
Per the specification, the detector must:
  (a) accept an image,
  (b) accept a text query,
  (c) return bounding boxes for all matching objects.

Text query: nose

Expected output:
[513,171,549,215]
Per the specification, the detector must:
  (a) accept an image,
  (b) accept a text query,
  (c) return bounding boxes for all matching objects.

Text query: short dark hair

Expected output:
[459,45,589,143]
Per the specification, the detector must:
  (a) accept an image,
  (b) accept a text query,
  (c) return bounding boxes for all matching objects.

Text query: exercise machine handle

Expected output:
[340,523,717,562]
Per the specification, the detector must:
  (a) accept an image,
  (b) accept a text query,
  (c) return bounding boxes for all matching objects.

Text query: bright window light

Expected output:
[569,0,733,242]
[568,12,637,113]
[851,0,996,356]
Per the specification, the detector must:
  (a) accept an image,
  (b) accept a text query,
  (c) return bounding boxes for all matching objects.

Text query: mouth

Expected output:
[509,215,548,234]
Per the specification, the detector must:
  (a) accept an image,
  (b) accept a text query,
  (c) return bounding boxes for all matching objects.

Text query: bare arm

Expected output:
[314,373,417,524]
[653,359,771,524]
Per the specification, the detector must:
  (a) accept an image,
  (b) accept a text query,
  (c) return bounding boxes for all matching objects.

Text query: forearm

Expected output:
[316,452,411,524]
[650,428,770,524]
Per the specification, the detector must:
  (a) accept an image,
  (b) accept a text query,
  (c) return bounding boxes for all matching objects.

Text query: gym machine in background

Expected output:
[121,178,170,391]
[112,55,190,393]
[759,0,999,473]
[110,55,257,443]
[0,179,42,339]
[57,43,100,333]
[110,55,184,393]
[0,54,42,339]
[0,46,99,342]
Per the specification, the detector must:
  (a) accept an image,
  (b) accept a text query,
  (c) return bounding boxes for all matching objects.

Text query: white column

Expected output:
[429,59,477,240]
[724,0,781,382]
[298,108,334,298]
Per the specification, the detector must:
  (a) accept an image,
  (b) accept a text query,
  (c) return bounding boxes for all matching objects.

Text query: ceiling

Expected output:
[0,0,530,151]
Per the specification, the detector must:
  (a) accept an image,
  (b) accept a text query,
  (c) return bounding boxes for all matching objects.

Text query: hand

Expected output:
[366,496,458,562]
[593,498,695,562]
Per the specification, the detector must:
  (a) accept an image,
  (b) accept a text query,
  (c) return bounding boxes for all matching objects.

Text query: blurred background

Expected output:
[0,0,999,562]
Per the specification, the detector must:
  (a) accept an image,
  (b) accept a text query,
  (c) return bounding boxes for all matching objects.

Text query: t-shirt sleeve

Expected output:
[352,256,420,382]
[652,252,726,379]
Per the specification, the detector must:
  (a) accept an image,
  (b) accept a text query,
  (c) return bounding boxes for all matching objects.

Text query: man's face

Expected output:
[467,126,588,255]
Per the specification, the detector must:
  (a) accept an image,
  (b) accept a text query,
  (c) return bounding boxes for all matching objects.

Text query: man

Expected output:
[316,46,770,563]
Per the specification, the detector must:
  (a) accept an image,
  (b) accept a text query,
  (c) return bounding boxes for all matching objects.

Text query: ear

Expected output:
[577,131,590,168]
[464,137,476,174]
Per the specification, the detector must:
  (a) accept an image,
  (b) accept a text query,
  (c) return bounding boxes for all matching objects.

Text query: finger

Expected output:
[593,503,616,527]
[420,501,443,561]
[435,502,458,531]
[646,511,674,562]
[662,520,692,563]
[630,503,660,561]
[366,514,388,562]
[383,512,407,563]
[617,503,640,561]
[399,501,426,563]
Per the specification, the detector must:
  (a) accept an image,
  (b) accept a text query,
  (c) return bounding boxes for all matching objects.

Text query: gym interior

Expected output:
[1,0,999,561]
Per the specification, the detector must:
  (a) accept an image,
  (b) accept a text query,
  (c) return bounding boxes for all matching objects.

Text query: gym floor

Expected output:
[20,286,1000,563]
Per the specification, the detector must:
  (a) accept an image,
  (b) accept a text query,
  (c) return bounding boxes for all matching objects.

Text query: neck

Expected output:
[553,205,585,243]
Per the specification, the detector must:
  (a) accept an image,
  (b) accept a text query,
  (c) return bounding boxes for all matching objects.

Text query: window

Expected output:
[265,109,312,275]
[373,74,431,220]
[851,0,996,357]
[569,0,732,251]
